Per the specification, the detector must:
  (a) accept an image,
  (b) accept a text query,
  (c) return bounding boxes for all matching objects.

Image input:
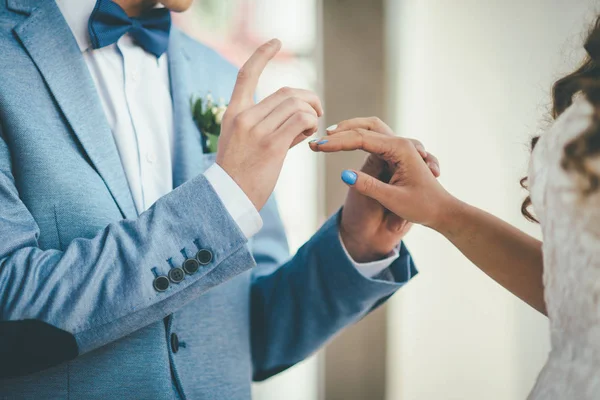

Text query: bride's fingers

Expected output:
[326,117,395,136]
[310,128,440,176]
[309,129,416,162]
[325,124,429,161]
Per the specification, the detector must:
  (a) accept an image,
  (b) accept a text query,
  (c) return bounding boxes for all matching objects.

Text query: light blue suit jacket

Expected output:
[0,1,418,398]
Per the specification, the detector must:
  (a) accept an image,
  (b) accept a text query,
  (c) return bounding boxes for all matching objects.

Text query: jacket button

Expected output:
[182,258,199,275]
[168,267,185,283]
[153,276,170,292]
[196,249,213,265]
[171,333,179,353]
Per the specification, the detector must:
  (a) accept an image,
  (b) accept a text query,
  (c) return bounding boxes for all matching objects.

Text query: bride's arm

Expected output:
[311,121,547,315]
[432,200,545,314]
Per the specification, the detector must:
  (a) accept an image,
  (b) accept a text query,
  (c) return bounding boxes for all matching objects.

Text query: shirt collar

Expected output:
[55,0,97,53]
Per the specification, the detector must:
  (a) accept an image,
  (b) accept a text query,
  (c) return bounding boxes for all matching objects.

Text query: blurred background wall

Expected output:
[386,1,596,399]
[175,0,598,399]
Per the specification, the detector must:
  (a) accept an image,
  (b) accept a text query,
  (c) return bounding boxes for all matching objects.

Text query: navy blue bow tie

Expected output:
[88,0,172,58]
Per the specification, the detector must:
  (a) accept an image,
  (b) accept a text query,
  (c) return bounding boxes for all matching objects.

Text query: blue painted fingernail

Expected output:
[341,170,357,185]
[317,139,328,145]
[309,139,317,143]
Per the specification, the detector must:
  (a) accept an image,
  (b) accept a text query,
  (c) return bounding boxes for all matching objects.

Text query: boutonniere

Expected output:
[191,93,227,153]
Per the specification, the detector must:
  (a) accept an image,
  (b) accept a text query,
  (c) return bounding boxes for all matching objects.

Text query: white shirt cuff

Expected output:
[204,163,263,239]
[339,233,400,278]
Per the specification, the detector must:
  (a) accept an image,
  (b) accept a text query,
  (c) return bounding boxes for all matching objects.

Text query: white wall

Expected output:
[385,1,597,399]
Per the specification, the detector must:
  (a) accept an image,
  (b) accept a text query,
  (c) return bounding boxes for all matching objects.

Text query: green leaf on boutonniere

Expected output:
[205,132,220,154]
[190,93,228,154]
[192,97,204,123]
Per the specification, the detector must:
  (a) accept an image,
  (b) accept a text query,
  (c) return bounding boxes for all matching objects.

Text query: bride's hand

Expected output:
[311,127,455,230]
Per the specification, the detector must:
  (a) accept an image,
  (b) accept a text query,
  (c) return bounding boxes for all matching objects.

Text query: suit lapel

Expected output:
[12,1,138,219]
[168,29,211,189]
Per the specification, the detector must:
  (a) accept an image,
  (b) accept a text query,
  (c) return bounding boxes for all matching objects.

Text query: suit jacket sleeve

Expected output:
[0,129,255,378]
[250,196,418,381]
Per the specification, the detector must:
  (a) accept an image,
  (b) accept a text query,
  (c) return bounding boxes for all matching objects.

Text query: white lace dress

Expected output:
[527,95,600,399]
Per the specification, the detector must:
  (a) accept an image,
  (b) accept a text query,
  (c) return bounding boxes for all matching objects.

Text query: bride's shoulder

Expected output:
[530,94,591,173]
[533,94,596,172]
[546,93,595,149]
[540,92,600,217]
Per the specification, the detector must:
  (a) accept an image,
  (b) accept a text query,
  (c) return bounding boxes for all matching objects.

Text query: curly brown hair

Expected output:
[521,15,600,222]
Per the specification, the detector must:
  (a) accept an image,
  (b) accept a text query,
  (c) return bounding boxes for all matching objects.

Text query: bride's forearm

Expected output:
[431,198,546,315]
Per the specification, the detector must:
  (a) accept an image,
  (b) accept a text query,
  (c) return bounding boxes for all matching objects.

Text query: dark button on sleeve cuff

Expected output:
[168,267,185,283]
[182,258,199,275]
[196,249,213,265]
[153,275,170,292]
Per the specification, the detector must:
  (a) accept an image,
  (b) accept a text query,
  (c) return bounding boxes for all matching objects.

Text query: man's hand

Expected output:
[311,117,439,263]
[217,39,323,211]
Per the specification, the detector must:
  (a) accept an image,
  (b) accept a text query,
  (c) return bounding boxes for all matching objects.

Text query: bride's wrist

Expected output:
[427,194,465,235]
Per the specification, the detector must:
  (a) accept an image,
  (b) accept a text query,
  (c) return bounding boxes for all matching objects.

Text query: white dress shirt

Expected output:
[55,0,398,277]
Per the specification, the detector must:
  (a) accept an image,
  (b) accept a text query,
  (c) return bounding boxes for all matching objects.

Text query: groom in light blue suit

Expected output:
[0,0,423,398]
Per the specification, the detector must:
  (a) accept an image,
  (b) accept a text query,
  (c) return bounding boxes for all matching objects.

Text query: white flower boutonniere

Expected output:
[191,93,228,153]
